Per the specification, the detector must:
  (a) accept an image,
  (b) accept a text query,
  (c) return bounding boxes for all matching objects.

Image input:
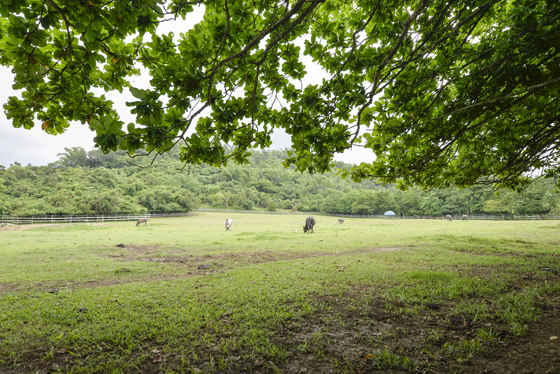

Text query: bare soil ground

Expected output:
[8,276,559,374]
[2,241,559,373]
[139,291,559,374]
[9,291,559,374]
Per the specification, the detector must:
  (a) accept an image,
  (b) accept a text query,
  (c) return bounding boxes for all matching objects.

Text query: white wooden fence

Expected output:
[1,210,559,226]
[326,213,560,220]
[0,212,192,225]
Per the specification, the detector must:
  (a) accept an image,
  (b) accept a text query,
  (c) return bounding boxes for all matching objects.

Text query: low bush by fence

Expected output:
[1,210,559,226]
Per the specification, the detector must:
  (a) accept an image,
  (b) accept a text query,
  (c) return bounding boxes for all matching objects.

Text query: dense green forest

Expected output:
[0,147,558,216]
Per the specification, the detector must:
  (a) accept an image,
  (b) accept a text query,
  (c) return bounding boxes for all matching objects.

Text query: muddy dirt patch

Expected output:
[107,246,412,265]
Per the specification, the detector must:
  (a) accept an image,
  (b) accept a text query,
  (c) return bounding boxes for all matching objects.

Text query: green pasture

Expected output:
[1,213,559,373]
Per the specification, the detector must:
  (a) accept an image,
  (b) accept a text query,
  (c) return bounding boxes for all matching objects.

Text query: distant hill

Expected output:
[0,147,558,216]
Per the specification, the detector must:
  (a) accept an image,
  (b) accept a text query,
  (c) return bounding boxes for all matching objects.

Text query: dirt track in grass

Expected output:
[0,245,409,294]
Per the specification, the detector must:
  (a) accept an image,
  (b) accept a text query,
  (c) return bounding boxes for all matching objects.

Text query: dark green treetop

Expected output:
[1,0,558,190]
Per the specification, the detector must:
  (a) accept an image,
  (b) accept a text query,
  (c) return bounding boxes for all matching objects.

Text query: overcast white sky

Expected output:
[0,7,374,168]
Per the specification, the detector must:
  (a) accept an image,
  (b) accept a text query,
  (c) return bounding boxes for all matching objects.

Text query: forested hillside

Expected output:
[0,147,558,216]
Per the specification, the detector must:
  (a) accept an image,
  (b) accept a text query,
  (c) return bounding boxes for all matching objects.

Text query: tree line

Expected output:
[1,147,558,217]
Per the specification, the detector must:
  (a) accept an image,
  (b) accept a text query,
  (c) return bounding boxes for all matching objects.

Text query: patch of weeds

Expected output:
[508,322,528,336]
[267,360,282,374]
[296,340,311,353]
[249,337,285,360]
[476,328,505,346]
[376,331,397,341]
[442,339,483,363]
[360,299,373,316]
[307,330,331,359]
[320,314,346,328]
[424,328,444,345]
[395,326,410,337]
[332,358,352,373]
[495,287,541,335]
[452,299,490,323]
[353,328,369,344]
[252,233,282,241]
[406,270,456,283]
[373,347,424,372]
[299,302,315,318]
[179,349,201,368]
[215,356,229,371]
[386,276,497,303]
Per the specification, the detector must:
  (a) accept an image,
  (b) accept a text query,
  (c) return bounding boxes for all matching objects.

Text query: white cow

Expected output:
[225,218,233,231]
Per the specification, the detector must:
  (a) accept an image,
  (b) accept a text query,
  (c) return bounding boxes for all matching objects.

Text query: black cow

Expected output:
[303,216,315,233]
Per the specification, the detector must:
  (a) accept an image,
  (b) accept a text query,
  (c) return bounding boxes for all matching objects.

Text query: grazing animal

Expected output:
[135,218,148,227]
[303,216,316,233]
[462,215,468,221]
[445,215,453,221]
[225,218,233,231]
[338,218,344,224]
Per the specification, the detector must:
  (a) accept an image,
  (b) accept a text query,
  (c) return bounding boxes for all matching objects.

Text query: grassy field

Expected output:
[1,212,559,373]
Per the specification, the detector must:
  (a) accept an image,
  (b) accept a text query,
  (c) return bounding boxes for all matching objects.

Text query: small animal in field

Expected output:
[445,215,453,221]
[338,218,344,224]
[462,215,468,221]
[135,218,148,227]
[225,218,233,231]
[303,216,316,233]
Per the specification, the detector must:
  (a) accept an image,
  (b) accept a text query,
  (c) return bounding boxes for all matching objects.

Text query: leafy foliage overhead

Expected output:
[1,0,559,190]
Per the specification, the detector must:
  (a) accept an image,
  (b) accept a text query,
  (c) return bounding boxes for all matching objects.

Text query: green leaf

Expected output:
[84,28,95,43]
[129,87,146,100]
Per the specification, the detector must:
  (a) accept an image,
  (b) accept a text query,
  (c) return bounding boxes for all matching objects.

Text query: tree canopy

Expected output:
[1,0,559,190]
